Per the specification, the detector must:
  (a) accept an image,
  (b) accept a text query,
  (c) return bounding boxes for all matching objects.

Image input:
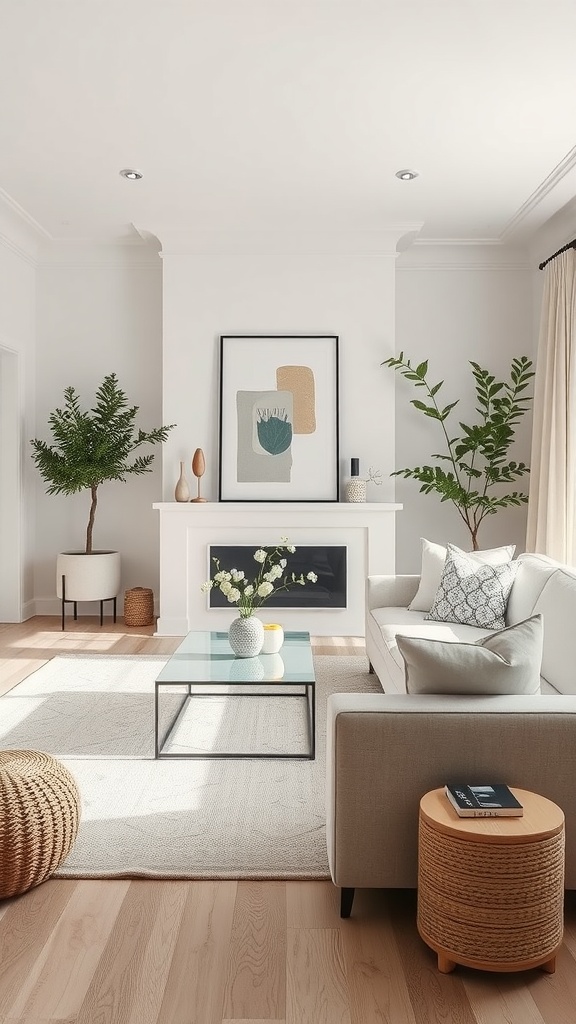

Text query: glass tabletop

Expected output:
[156,629,315,685]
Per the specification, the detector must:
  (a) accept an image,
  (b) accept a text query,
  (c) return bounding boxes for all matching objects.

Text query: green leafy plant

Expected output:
[382,353,535,550]
[31,373,175,554]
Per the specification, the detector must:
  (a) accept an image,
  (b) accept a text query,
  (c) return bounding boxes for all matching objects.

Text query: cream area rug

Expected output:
[0,654,381,879]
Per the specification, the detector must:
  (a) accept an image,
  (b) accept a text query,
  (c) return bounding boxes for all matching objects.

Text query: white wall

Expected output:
[160,250,398,507]
[0,241,36,620]
[23,234,543,620]
[34,248,164,614]
[394,245,536,572]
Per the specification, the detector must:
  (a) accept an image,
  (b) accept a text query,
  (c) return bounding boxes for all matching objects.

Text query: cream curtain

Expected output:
[526,248,576,562]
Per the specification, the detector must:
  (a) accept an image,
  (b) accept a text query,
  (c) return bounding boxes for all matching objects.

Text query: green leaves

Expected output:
[31,373,175,551]
[382,353,534,547]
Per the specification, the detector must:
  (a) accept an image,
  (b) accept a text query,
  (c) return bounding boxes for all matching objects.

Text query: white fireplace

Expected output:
[153,501,401,636]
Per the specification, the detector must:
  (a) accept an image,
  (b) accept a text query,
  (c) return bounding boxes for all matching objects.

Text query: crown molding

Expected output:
[0,185,51,264]
[396,262,532,272]
[38,222,162,268]
[414,236,503,246]
[0,230,37,267]
[37,241,162,269]
[501,144,576,243]
[526,194,576,267]
[36,231,532,271]
[415,145,576,250]
[140,224,424,257]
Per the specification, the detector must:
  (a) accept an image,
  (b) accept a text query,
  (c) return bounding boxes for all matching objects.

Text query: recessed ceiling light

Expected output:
[395,169,419,181]
[119,168,143,180]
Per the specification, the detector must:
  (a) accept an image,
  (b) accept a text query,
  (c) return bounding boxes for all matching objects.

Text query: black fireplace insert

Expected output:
[208,545,347,609]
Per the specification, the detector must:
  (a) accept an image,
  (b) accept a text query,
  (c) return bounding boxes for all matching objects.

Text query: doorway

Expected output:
[0,347,21,621]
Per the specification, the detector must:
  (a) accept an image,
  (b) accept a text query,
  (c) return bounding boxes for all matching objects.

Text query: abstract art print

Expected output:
[219,335,339,501]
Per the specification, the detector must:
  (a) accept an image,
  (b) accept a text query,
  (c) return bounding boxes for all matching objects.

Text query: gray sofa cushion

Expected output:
[396,614,543,695]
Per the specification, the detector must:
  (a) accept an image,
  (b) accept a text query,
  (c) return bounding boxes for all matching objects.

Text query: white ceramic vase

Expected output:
[228,615,264,658]
[346,478,367,502]
[174,461,191,502]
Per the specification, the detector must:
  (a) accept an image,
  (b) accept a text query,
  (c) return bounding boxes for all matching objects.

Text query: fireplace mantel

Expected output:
[153,501,402,636]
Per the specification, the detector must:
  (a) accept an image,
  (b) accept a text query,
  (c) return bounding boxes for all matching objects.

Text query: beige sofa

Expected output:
[326,553,576,916]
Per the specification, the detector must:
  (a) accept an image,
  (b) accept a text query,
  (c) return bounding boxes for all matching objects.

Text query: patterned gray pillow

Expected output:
[425,543,520,630]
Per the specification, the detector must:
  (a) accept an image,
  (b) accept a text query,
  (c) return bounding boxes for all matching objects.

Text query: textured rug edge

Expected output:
[54,866,331,880]
[15,652,373,882]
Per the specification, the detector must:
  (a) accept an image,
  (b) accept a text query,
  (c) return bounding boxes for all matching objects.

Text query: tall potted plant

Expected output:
[382,353,534,550]
[31,373,174,605]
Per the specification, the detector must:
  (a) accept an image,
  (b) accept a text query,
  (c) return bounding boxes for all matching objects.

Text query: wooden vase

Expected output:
[191,448,207,503]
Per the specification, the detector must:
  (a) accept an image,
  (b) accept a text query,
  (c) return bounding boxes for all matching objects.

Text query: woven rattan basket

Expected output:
[0,749,80,898]
[124,587,154,626]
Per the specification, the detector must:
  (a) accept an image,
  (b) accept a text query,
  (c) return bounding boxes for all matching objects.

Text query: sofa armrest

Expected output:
[366,574,420,611]
[326,692,576,891]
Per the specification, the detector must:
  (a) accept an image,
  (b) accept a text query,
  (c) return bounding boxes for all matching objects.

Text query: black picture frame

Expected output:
[218,334,339,502]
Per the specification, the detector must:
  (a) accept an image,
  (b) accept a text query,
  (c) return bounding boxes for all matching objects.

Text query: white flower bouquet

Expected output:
[201,537,318,617]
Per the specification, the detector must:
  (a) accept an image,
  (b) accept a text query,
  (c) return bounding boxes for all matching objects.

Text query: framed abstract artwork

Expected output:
[218,335,339,501]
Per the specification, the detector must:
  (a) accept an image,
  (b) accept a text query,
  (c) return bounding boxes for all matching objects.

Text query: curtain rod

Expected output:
[539,238,576,271]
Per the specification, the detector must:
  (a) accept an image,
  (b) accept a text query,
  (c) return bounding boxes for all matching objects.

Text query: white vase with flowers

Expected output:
[201,538,318,657]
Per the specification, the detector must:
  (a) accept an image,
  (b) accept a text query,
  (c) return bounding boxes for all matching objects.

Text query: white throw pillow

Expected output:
[397,614,543,695]
[408,538,516,612]
[425,543,519,630]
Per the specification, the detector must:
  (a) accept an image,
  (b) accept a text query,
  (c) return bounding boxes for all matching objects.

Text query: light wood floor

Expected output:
[1,617,576,1024]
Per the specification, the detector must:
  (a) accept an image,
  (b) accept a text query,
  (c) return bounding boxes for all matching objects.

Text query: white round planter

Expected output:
[56,551,121,601]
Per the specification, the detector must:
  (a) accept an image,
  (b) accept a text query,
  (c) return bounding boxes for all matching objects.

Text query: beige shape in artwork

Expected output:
[276,365,316,434]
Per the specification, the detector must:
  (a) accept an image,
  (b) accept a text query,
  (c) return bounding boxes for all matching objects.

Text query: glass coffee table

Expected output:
[154,630,316,760]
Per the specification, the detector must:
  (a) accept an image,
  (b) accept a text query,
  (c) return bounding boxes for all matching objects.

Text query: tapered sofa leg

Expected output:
[368,662,374,674]
[340,887,355,918]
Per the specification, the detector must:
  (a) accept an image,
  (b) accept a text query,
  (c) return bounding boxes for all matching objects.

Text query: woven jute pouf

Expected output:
[124,587,154,626]
[0,749,80,898]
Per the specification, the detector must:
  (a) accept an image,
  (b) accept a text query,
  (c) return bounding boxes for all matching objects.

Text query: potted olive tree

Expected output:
[31,373,174,610]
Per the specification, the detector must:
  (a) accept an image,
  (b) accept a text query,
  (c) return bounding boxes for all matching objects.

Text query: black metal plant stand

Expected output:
[60,574,117,631]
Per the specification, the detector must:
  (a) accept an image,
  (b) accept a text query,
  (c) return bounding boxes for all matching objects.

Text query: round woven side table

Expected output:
[0,750,80,898]
[418,788,565,974]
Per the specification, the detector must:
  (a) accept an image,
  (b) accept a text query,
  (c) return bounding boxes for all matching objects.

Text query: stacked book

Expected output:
[445,784,523,818]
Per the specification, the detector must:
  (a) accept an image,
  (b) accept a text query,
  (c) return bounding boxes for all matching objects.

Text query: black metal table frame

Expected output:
[154,681,316,761]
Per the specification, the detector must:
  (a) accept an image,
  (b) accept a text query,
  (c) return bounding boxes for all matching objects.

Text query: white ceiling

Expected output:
[2,0,576,247]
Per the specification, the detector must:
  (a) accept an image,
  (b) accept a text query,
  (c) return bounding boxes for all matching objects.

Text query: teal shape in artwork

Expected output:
[257,408,293,455]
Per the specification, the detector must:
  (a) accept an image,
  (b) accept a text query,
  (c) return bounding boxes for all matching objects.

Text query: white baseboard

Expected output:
[0,599,37,623]
[20,599,36,622]
[155,616,189,636]
[33,597,62,616]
